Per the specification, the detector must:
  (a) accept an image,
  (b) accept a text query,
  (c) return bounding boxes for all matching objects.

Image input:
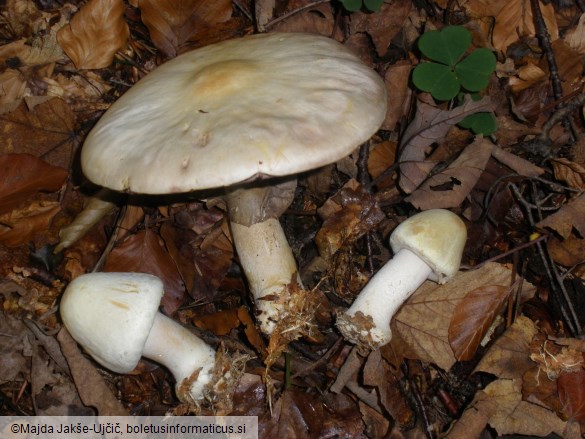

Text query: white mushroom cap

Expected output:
[80,32,387,194]
[60,272,163,373]
[389,209,467,284]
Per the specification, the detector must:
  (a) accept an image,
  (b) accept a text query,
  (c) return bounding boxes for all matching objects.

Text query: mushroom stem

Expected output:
[337,248,432,351]
[230,218,301,335]
[224,180,302,335]
[142,312,216,403]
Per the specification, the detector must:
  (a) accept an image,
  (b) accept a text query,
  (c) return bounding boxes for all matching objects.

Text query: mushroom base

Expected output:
[337,248,432,352]
[230,218,302,334]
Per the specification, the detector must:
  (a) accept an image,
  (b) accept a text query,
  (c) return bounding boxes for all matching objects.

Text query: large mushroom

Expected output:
[60,272,241,407]
[337,209,467,352]
[79,32,387,334]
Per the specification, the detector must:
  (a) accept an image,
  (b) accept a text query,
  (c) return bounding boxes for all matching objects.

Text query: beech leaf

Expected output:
[390,263,531,371]
[448,285,510,361]
[103,229,185,315]
[0,154,67,215]
[558,370,585,421]
[136,0,232,58]
[406,136,494,210]
[536,193,585,239]
[57,0,129,69]
[399,96,494,193]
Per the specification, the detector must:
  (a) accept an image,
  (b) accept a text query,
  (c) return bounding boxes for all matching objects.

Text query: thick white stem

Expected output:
[230,218,301,334]
[142,313,216,402]
[337,248,432,350]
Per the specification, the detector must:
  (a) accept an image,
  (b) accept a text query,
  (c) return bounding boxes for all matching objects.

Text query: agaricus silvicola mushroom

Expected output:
[60,272,236,406]
[79,32,387,334]
[337,209,467,352]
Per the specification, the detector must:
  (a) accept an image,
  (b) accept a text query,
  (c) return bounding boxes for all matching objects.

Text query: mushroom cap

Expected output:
[81,32,388,194]
[60,272,163,373]
[389,209,466,283]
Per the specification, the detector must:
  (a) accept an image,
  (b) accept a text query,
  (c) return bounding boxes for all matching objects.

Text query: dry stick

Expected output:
[508,183,581,336]
[530,0,576,143]
[263,0,331,29]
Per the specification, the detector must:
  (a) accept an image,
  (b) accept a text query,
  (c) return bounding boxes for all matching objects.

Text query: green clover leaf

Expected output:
[418,26,471,66]
[458,112,497,135]
[340,0,384,11]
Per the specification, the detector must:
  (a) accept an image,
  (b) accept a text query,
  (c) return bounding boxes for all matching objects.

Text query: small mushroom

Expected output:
[79,32,387,334]
[336,209,467,352]
[60,272,236,405]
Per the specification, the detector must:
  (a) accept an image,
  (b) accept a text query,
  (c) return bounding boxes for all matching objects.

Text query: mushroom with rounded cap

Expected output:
[60,272,234,405]
[336,209,467,352]
[79,32,388,335]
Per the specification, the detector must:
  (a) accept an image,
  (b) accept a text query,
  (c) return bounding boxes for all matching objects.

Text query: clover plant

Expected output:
[412,26,497,135]
[340,0,384,12]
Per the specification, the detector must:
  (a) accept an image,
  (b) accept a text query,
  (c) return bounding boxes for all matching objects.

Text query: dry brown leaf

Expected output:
[349,0,412,56]
[0,154,67,215]
[492,0,558,53]
[550,40,585,97]
[0,98,76,168]
[399,96,494,194]
[57,0,129,69]
[547,232,585,267]
[194,308,241,336]
[536,193,585,239]
[57,328,128,415]
[550,158,585,190]
[260,389,325,438]
[0,307,32,382]
[449,379,572,438]
[566,13,585,55]
[475,315,538,380]
[522,366,563,415]
[490,146,545,177]
[103,229,185,316]
[0,201,61,247]
[254,0,274,31]
[449,285,509,361]
[390,262,527,371]
[406,136,494,210]
[508,63,547,93]
[381,61,412,131]
[136,0,232,58]
[0,69,27,114]
[362,349,414,427]
[271,2,335,36]
[315,179,385,261]
[558,370,585,421]
[3,0,47,37]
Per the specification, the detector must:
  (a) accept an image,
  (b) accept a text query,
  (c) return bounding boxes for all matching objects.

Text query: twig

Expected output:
[263,0,331,29]
[530,0,576,143]
[508,182,581,336]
